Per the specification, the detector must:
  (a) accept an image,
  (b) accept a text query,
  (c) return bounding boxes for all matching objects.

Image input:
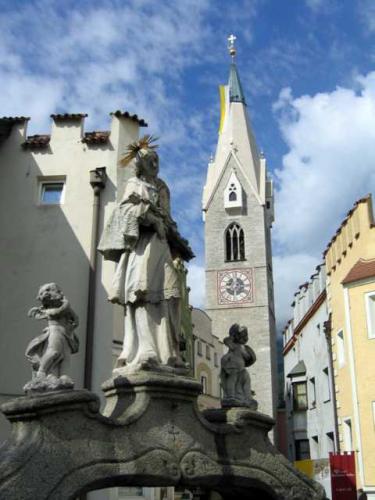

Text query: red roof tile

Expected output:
[342,258,375,285]
[82,131,110,145]
[22,134,50,149]
[0,116,29,124]
[51,113,87,121]
[110,110,148,127]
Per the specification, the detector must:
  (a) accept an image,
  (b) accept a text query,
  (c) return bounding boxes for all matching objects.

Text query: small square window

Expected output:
[295,439,310,460]
[293,381,308,411]
[40,182,64,204]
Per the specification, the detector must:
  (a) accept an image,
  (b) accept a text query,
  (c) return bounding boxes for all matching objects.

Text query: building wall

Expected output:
[325,196,375,494]
[283,266,336,456]
[283,265,335,498]
[0,114,140,442]
[346,280,375,486]
[192,308,223,410]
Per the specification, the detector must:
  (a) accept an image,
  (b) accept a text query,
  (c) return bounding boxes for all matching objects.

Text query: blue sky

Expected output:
[1,0,375,329]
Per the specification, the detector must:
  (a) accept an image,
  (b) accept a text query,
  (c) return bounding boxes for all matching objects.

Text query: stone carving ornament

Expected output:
[98,135,193,374]
[24,283,79,392]
[220,323,258,409]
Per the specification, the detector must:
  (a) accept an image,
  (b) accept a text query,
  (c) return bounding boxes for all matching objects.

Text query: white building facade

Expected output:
[283,264,338,498]
[0,112,181,500]
[0,112,147,440]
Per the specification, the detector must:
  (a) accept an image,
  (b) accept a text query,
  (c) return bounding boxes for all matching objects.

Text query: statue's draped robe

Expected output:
[98,177,181,368]
[25,308,79,376]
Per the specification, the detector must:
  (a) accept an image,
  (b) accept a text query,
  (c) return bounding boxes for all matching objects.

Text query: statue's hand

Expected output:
[28,307,39,317]
[28,307,47,320]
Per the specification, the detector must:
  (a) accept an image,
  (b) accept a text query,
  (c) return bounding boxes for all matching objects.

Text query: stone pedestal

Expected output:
[0,372,327,500]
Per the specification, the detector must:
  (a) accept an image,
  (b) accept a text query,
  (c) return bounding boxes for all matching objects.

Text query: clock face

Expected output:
[217,268,253,305]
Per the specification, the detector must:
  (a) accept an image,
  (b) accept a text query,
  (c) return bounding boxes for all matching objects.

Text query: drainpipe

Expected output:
[84,167,107,391]
[324,315,340,453]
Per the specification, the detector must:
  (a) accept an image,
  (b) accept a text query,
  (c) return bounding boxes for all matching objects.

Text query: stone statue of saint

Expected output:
[24,283,79,392]
[98,135,193,374]
[220,324,258,409]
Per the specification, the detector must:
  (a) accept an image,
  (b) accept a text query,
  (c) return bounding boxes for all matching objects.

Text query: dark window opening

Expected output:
[292,381,308,411]
[40,182,64,204]
[295,439,310,460]
[225,223,245,262]
[229,191,237,201]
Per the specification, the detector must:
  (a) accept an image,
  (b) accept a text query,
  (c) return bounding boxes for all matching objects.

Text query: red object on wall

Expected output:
[329,452,357,500]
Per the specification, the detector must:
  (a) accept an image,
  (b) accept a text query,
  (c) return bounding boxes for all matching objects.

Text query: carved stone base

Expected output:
[0,371,327,500]
[23,373,74,393]
[221,396,258,410]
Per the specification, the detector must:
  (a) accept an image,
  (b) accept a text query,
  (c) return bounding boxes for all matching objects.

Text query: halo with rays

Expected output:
[120,134,159,167]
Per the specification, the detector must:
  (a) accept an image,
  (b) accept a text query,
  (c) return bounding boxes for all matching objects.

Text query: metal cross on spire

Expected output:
[227,34,237,59]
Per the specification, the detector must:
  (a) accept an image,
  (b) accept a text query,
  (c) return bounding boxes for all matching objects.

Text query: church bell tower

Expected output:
[202,36,277,417]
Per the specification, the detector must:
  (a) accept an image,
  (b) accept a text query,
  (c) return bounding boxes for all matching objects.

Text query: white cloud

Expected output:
[273,253,320,330]
[0,0,212,135]
[272,71,375,329]
[305,0,324,11]
[358,0,375,33]
[305,0,337,14]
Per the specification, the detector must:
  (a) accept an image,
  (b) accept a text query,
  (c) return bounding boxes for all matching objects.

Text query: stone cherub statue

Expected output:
[220,323,258,409]
[24,283,79,393]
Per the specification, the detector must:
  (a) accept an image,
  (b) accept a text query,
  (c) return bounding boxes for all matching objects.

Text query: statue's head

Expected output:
[120,135,159,179]
[229,323,248,344]
[37,283,64,307]
[135,148,159,179]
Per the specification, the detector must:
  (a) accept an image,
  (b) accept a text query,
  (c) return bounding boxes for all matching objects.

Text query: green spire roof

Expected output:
[229,62,246,104]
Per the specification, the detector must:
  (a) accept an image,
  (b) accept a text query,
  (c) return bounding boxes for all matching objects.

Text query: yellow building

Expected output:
[324,195,375,498]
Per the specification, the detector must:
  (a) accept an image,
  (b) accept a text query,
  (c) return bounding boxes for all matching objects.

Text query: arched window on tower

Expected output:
[224,171,243,210]
[228,183,237,202]
[225,223,245,261]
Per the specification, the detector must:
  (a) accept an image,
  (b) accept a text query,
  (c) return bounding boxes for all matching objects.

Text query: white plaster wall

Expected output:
[0,115,140,441]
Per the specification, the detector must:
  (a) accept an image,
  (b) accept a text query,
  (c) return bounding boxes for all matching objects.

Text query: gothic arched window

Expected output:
[228,183,237,201]
[225,223,245,261]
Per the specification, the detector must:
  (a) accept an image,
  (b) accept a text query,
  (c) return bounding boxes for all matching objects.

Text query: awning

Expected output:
[287,360,306,378]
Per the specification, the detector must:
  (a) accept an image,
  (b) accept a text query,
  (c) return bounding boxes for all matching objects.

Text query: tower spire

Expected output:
[227,34,246,104]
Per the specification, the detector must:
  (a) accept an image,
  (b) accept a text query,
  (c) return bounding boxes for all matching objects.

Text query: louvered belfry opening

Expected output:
[225,222,245,261]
